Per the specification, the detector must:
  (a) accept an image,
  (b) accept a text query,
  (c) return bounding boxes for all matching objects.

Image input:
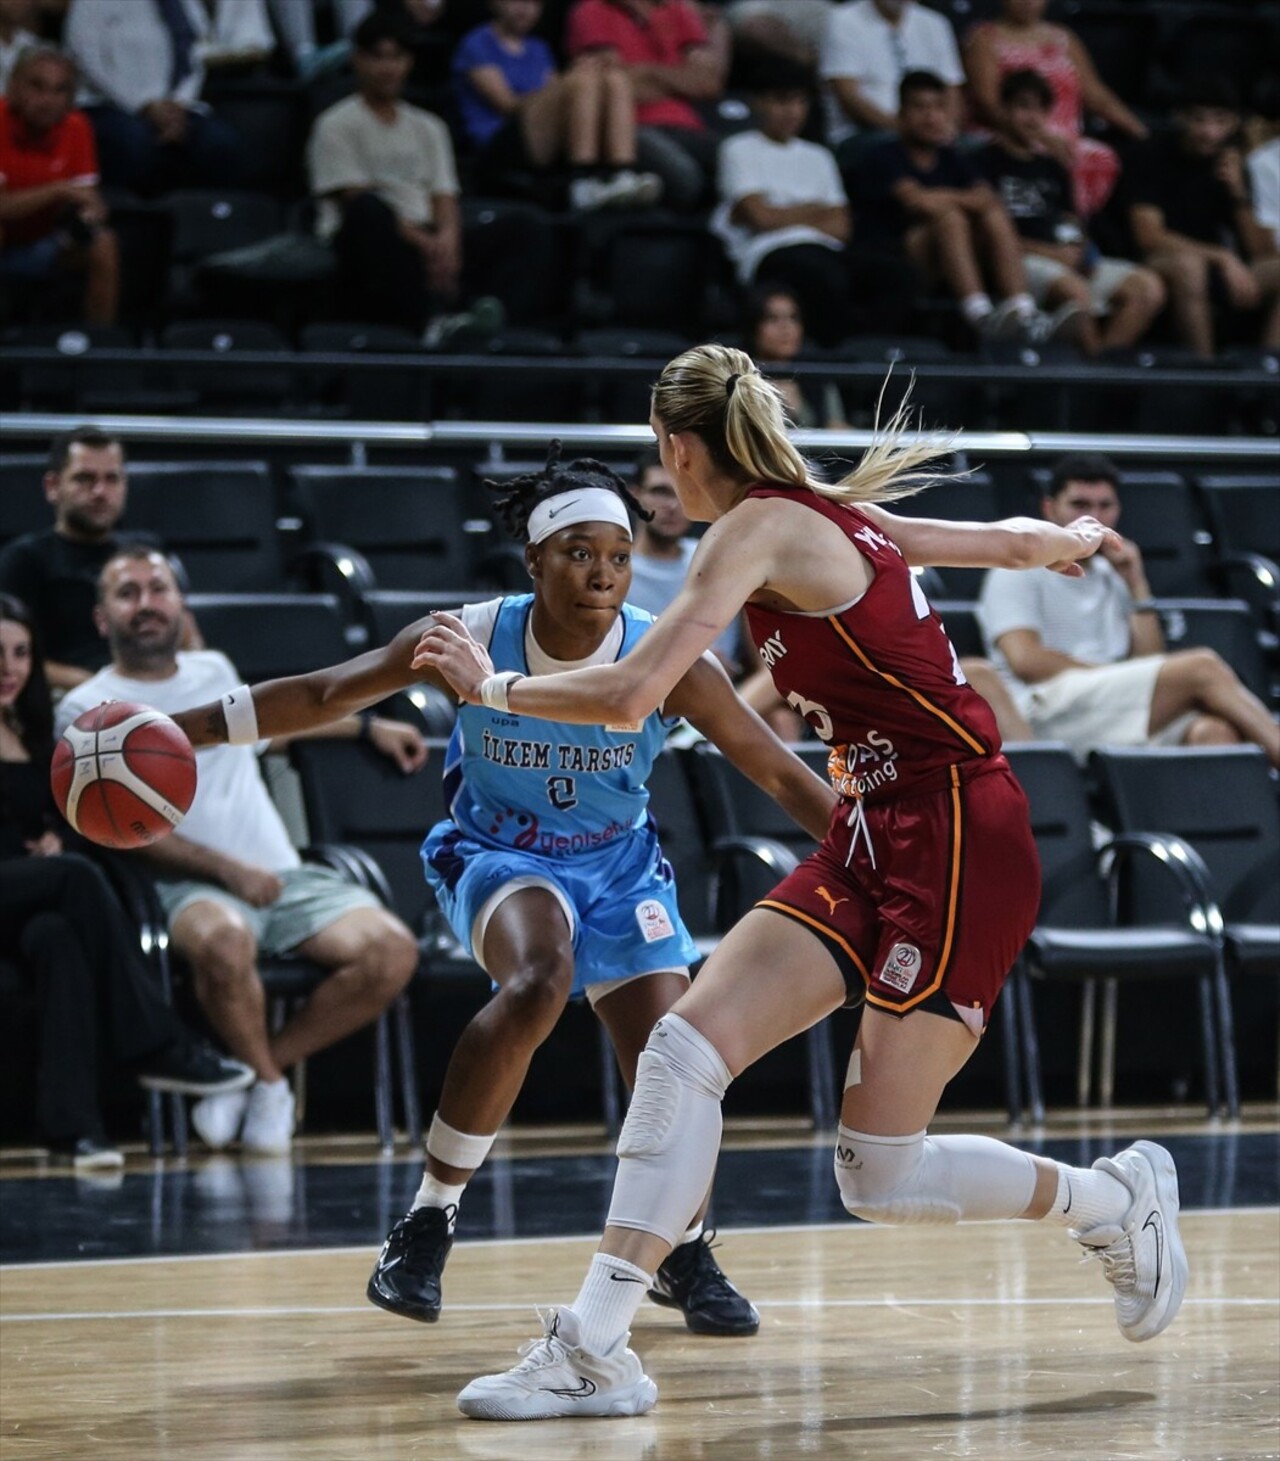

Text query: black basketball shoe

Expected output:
[366,1205,456,1323]
[647,1230,760,1336]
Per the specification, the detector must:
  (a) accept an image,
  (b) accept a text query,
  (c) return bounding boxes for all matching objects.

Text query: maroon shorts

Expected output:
[760,757,1041,1028]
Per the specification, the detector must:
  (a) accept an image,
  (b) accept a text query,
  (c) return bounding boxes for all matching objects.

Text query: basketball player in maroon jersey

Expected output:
[416,344,1189,1420]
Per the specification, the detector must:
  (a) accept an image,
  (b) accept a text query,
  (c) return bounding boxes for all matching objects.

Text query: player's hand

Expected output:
[222,861,283,907]
[369,718,429,773]
[1047,515,1123,576]
[411,611,494,704]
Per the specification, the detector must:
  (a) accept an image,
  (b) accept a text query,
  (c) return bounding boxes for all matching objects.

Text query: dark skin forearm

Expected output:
[173,619,441,748]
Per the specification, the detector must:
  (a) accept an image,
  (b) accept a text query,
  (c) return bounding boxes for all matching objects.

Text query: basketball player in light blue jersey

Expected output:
[170,446,836,1337]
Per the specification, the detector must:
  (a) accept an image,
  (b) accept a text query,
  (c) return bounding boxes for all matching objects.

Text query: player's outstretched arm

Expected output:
[667,654,837,843]
[171,617,450,749]
[859,505,1122,578]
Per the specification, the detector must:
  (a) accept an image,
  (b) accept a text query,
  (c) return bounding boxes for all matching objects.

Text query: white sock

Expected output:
[412,1172,466,1229]
[678,1220,703,1248]
[1043,1164,1130,1236]
[1009,291,1036,320]
[568,1253,653,1356]
[961,292,993,324]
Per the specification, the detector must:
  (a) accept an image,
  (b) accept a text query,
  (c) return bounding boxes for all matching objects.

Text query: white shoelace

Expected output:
[511,1310,574,1373]
[845,796,877,871]
[1082,1236,1137,1293]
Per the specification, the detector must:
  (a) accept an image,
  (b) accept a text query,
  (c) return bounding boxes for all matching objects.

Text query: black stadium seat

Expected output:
[1154,597,1273,706]
[1004,744,1224,1121]
[124,461,289,591]
[164,190,285,266]
[1091,745,1280,1115]
[184,593,356,682]
[159,319,293,410]
[1196,473,1280,566]
[289,465,485,592]
[890,471,1002,599]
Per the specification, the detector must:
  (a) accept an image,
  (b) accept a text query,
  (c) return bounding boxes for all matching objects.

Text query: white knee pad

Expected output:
[608,1012,731,1246]
[834,1127,1039,1226]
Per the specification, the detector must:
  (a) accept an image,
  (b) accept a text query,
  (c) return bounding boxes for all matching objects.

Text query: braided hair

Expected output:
[486,440,651,543]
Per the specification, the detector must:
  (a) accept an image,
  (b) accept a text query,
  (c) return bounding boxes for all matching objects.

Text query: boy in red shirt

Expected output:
[0,46,118,324]
[567,0,725,208]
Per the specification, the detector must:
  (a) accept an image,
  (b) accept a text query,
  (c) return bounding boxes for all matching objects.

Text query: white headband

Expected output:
[527,488,633,546]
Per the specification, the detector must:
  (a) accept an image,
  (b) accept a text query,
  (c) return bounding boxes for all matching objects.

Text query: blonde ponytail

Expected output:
[652,346,960,506]
[813,371,960,506]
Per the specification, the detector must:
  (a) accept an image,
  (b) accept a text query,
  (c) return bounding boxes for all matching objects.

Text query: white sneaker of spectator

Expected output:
[570,170,663,213]
[240,1079,296,1156]
[191,1089,250,1151]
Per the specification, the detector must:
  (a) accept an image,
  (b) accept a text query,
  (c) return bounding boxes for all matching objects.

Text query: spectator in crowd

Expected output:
[1246,84,1280,254]
[0,0,38,95]
[978,69,1165,356]
[0,45,118,325]
[64,0,244,195]
[853,70,1063,345]
[724,1,831,67]
[1,593,254,1170]
[566,0,725,211]
[820,0,964,148]
[454,0,661,211]
[1128,80,1280,358]
[309,10,498,338]
[198,0,276,81]
[627,447,741,674]
[0,427,202,692]
[964,0,1146,219]
[56,547,426,1155]
[744,284,848,430]
[977,453,1280,765]
[712,62,918,345]
[268,0,373,80]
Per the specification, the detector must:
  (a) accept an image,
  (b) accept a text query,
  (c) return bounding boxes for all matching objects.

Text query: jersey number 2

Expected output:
[547,776,578,810]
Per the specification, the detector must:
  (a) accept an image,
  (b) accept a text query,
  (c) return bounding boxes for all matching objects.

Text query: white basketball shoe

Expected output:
[457,1308,658,1421]
[1073,1140,1188,1342]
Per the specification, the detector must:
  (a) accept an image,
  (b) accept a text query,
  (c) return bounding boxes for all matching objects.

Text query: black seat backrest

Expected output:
[164,190,284,264]
[577,329,694,423]
[185,593,354,682]
[1195,473,1280,565]
[682,740,828,923]
[290,466,477,591]
[291,738,451,938]
[123,461,285,591]
[1004,743,1109,928]
[0,455,51,545]
[1154,598,1271,704]
[1091,746,1280,925]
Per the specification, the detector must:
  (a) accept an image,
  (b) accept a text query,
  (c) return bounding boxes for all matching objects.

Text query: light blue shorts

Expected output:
[156,863,380,955]
[421,818,699,999]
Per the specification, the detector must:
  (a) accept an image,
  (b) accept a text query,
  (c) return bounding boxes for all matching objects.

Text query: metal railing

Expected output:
[3,411,1278,463]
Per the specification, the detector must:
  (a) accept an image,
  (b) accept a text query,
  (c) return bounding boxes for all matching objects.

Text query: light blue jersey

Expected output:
[421,595,700,994]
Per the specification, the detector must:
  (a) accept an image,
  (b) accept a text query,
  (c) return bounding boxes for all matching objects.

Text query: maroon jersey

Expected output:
[743,487,1000,801]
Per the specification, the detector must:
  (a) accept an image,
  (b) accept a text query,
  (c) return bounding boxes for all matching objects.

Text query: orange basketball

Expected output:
[50,701,197,850]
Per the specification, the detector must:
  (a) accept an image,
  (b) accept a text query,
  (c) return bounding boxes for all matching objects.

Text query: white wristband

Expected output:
[220,684,260,744]
[479,671,524,713]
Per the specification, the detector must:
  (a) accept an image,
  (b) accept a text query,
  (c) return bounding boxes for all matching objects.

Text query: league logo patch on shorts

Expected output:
[635,899,674,943]
[879,942,922,994]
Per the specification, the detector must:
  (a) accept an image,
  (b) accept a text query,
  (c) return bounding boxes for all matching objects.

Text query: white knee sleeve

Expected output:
[834,1127,1038,1226]
[607,1012,731,1246]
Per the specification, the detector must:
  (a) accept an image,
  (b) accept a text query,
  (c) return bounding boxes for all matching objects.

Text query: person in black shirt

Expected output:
[978,69,1164,356]
[1128,78,1280,357]
[0,425,198,692]
[0,594,251,1169]
[852,69,1062,344]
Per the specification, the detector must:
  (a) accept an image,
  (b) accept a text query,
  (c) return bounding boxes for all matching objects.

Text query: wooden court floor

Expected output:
[3,1188,1277,1458]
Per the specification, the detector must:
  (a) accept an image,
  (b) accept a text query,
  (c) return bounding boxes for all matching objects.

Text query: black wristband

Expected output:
[357,710,376,742]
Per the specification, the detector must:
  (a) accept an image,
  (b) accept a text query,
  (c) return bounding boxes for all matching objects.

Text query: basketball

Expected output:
[50,701,197,850]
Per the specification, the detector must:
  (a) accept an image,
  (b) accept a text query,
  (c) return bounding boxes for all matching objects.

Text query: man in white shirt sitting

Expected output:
[712,58,916,344]
[57,547,427,1154]
[64,0,247,194]
[977,453,1279,765]
[820,0,964,149]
